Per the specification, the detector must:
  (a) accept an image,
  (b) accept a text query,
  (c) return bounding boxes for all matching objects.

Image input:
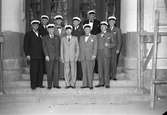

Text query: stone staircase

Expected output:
[1,66,150,104]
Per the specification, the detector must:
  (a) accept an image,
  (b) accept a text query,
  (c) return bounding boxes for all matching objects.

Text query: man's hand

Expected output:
[61,58,64,63]
[92,55,96,60]
[75,56,78,62]
[45,56,50,62]
[26,55,31,60]
[116,50,119,54]
[105,43,109,47]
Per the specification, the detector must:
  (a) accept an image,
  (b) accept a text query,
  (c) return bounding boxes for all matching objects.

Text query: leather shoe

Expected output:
[80,86,88,88]
[111,78,117,81]
[95,84,104,88]
[89,87,93,90]
[54,86,61,89]
[65,86,71,89]
[40,85,45,88]
[47,87,52,90]
[71,86,76,89]
[31,87,36,90]
[105,85,110,88]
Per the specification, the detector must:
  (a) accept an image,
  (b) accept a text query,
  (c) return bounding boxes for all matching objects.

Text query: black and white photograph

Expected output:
[0,0,167,115]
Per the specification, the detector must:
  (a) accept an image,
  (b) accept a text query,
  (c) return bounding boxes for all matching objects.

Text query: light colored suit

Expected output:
[61,35,79,86]
[79,35,97,87]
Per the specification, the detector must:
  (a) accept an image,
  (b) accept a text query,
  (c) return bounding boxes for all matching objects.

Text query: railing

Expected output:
[0,33,4,95]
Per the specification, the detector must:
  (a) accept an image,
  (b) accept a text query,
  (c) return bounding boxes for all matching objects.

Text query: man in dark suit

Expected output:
[96,21,116,88]
[72,17,84,80]
[107,16,122,80]
[38,15,49,37]
[83,10,101,74]
[23,20,45,90]
[83,10,101,35]
[54,15,66,79]
[42,24,61,89]
[79,24,97,90]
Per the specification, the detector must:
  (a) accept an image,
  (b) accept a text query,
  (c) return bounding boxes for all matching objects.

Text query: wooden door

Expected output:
[25,0,121,31]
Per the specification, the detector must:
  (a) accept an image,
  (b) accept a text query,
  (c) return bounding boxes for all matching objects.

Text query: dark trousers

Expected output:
[94,59,98,73]
[30,59,44,89]
[77,61,82,80]
[46,59,59,88]
[81,60,95,87]
[59,61,64,79]
[98,50,111,86]
[111,49,117,79]
[104,58,111,86]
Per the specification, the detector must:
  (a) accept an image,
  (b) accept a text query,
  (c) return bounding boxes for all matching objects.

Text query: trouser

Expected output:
[64,61,77,86]
[104,57,111,86]
[59,61,64,78]
[97,51,105,85]
[98,50,111,86]
[76,61,82,80]
[94,59,98,73]
[81,60,95,87]
[30,59,44,89]
[46,59,59,88]
[111,49,117,79]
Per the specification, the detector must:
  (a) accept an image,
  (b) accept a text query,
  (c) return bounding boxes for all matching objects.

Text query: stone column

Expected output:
[1,0,25,84]
[120,0,138,80]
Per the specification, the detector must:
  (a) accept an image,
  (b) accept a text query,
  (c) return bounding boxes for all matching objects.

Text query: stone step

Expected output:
[0,93,150,104]
[21,72,127,81]
[5,80,137,88]
[4,86,143,95]
[22,66,125,76]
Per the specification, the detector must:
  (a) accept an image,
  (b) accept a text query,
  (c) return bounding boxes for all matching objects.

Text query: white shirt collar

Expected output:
[110,26,114,30]
[67,35,72,39]
[74,25,79,30]
[85,34,91,42]
[33,30,39,37]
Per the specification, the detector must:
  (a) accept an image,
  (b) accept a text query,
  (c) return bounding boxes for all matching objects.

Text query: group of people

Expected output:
[23,10,122,90]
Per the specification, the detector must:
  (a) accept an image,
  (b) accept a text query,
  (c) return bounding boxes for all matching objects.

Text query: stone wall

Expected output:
[2,31,25,82]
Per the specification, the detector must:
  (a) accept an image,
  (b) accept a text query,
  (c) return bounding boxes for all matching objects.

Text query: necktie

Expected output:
[68,36,70,42]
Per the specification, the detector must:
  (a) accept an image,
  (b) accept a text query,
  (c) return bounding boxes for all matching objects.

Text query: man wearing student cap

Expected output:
[54,15,66,38]
[96,21,116,88]
[42,24,61,89]
[23,20,45,90]
[53,15,66,78]
[72,17,84,80]
[107,16,122,81]
[79,24,97,90]
[83,10,101,35]
[61,25,79,88]
[83,10,100,74]
[38,15,49,37]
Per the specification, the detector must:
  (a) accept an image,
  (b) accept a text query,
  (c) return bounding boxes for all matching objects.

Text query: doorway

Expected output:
[25,0,120,31]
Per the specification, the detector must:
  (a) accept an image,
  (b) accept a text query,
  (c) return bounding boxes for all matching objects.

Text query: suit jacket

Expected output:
[23,31,44,59]
[72,25,84,42]
[54,25,66,38]
[83,19,101,35]
[38,24,49,37]
[61,35,79,62]
[79,35,97,61]
[42,35,60,60]
[107,26,122,52]
[97,32,116,58]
